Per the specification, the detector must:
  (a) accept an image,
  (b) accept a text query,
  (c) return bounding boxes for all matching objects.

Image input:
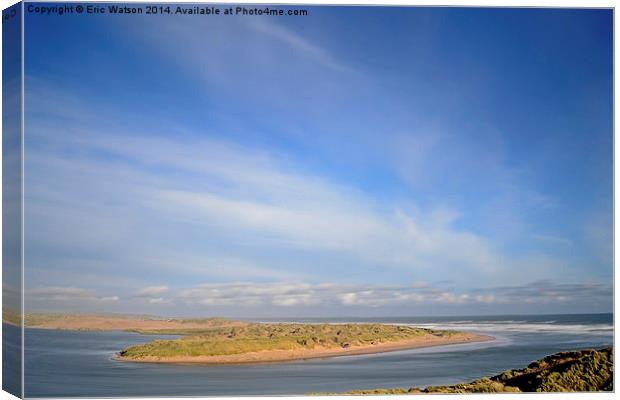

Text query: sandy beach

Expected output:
[115,333,494,365]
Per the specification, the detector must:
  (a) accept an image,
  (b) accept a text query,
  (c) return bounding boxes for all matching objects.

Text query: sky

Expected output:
[2,1,22,313]
[19,5,613,317]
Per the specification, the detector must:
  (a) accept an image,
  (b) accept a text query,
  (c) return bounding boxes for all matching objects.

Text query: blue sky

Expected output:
[2,2,22,312]
[21,5,612,316]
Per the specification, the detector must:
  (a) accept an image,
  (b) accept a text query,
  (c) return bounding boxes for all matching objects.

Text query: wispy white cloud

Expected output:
[135,286,169,298]
[532,234,573,246]
[22,280,611,315]
[583,210,613,265]
[25,100,589,293]
[248,19,356,74]
[133,286,171,305]
[167,280,613,309]
[177,282,330,307]
[28,287,119,303]
[121,14,358,109]
[25,87,515,284]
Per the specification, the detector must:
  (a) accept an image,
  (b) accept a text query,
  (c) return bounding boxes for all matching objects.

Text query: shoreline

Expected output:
[114,333,494,365]
[9,314,247,331]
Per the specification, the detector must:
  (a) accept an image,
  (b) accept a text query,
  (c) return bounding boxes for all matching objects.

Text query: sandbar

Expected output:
[114,333,494,365]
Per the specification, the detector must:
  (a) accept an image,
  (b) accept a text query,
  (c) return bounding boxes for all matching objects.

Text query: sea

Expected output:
[5,313,613,397]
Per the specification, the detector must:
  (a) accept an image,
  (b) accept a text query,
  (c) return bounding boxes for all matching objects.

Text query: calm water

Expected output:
[17,314,613,397]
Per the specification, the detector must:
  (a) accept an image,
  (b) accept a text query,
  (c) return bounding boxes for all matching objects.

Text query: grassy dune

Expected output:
[118,323,466,359]
[2,308,22,326]
[327,347,613,394]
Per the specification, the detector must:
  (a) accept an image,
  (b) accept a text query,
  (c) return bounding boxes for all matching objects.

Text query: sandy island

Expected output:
[8,312,495,365]
[114,333,494,365]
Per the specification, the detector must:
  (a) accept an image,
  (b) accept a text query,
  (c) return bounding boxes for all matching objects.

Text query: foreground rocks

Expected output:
[338,347,613,394]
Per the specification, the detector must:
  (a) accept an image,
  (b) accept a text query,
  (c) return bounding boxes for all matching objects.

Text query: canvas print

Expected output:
[1,1,614,397]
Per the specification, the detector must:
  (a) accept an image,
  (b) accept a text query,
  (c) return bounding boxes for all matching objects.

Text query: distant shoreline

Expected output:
[9,313,246,331]
[114,333,494,365]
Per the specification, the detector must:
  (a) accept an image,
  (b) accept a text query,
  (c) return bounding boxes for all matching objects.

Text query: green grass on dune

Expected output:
[425,347,613,393]
[2,308,22,325]
[119,323,457,359]
[320,347,613,394]
[121,337,302,358]
[503,347,614,392]
[337,388,415,395]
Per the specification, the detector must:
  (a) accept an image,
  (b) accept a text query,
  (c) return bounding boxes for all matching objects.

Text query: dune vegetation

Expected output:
[326,347,613,394]
[2,308,22,326]
[118,323,474,361]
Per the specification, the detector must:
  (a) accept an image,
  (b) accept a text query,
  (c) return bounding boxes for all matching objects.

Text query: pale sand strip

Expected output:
[25,316,245,331]
[115,333,494,365]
